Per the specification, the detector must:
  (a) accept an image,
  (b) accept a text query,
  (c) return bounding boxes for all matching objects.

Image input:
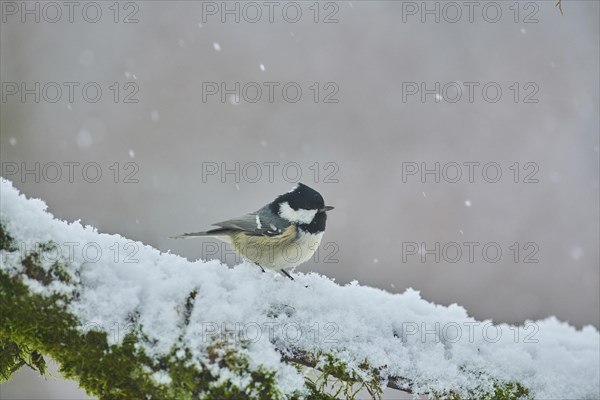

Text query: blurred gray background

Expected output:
[1,1,598,398]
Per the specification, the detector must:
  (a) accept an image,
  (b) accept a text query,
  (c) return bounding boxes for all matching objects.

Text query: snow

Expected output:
[152,370,172,385]
[1,178,598,399]
[213,42,221,51]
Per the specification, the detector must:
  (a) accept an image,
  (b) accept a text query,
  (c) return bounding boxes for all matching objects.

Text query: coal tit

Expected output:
[171,183,334,280]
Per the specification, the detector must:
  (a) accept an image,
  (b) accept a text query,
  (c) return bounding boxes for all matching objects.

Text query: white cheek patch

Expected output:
[279,201,317,224]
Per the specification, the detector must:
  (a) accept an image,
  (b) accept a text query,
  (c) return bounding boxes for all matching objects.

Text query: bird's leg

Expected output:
[280,269,294,281]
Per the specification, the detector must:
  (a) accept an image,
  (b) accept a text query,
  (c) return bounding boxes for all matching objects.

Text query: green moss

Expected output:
[0,224,74,287]
[267,303,296,318]
[303,353,383,400]
[0,224,16,252]
[21,253,74,286]
[491,381,530,399]
[432,375,530,400]
[300,352,530,400]
[206,341,282,398]
[182,289,198,327]
[0,336,46,381]
[22,253,54,285]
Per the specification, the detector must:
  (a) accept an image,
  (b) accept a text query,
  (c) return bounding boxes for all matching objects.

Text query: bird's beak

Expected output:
[322,206,335,212]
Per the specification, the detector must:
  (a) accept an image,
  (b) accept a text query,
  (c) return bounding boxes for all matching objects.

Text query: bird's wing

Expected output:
[170,213,268,239]
[212,209,289,237]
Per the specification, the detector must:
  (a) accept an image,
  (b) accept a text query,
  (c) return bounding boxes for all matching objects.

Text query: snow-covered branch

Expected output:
[1,178,598,399]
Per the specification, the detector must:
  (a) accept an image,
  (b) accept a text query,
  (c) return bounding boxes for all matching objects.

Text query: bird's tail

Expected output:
[169,228,230,239]
[169,232,209,239]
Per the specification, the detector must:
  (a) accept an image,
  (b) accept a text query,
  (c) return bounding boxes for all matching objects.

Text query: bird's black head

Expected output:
[269,183,334,233]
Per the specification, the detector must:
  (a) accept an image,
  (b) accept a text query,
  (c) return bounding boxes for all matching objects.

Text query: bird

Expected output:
[171,183,333,280]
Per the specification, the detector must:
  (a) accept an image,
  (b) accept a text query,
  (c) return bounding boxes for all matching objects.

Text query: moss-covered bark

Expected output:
[0,226,283,399]
[0,220,530,399]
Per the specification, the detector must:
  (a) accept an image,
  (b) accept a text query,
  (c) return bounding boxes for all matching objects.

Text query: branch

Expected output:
[1,178,598,399]
[283,354,414,394]
[556,0,564,15]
